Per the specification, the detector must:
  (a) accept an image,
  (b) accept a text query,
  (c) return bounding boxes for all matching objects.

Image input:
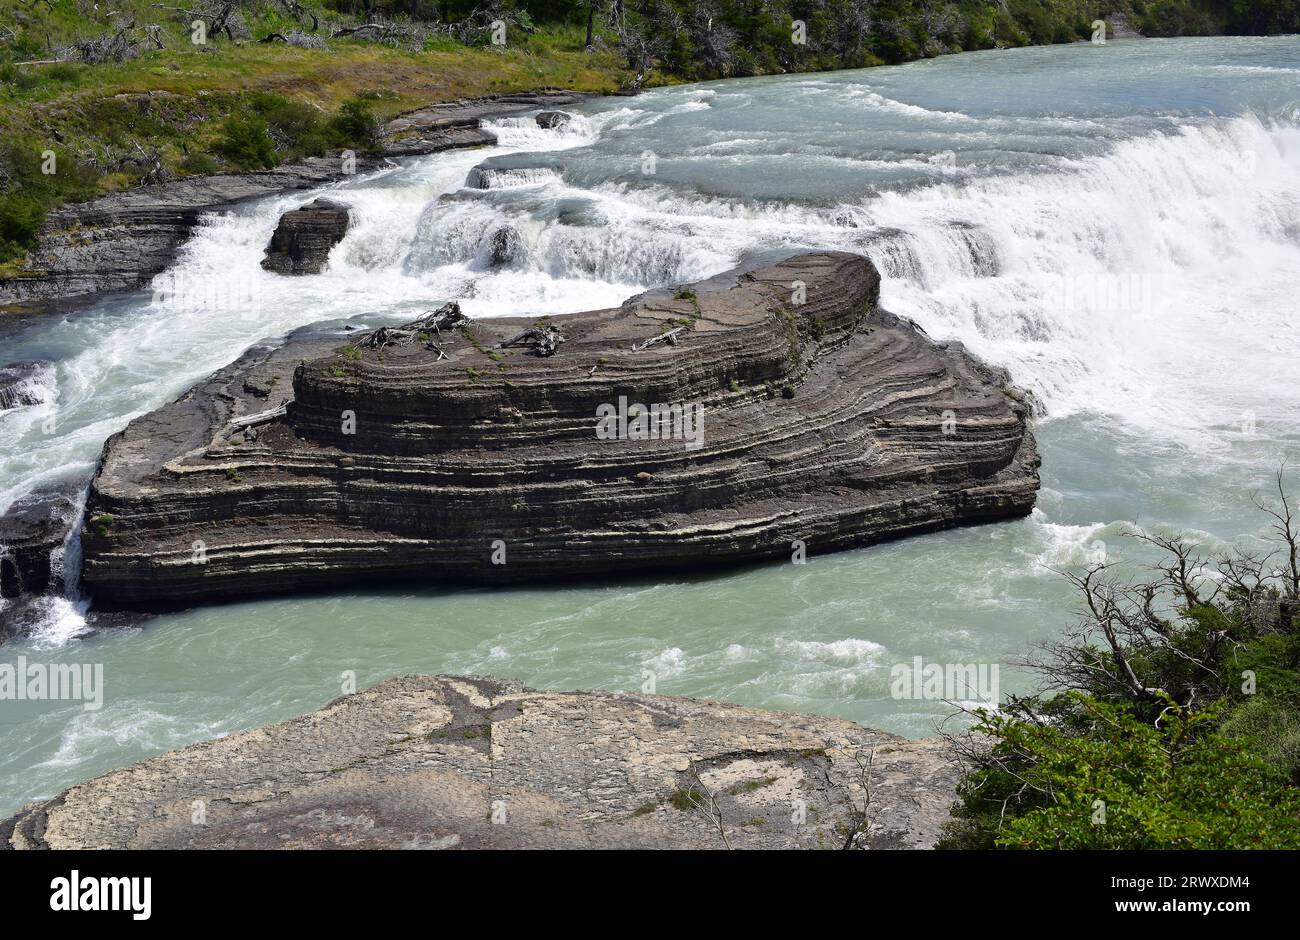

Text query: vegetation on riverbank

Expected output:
[940,470,1300,849]
[0,5,625,268]
[619,0,1300,76]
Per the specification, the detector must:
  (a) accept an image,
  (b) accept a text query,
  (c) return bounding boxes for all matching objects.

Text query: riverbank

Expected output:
[2,673,959,849]
[0,90,589,306]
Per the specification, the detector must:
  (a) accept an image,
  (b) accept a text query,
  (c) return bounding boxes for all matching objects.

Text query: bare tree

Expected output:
[1255,464,1300,629]
[683,768,731,849]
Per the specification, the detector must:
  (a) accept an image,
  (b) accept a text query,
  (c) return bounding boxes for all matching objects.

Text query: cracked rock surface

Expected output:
[2,674,960,849]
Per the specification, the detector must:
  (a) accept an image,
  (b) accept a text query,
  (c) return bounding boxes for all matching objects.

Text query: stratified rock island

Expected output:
[80,251,1038,608]
[2,675,959,849]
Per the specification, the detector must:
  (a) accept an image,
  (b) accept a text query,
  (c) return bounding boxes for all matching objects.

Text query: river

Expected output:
[1,36,1298,818]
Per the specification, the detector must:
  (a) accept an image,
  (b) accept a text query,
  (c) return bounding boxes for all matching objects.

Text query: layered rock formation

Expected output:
[78,251,1037,609]
[1,674,959,849]
[261,198,352,275]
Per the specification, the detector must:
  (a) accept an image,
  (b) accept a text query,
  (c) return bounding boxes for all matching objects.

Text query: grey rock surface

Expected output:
[2,674,960,849]
[0,482,79,601]
[0,361,52,412]
[534,110,572,129]
[261,198,352,275]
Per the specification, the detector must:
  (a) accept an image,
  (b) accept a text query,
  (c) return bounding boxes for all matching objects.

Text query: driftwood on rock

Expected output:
[499,326,566,357]
[358,302,468,351]
[228,404,288,430]
[632,325,685,352]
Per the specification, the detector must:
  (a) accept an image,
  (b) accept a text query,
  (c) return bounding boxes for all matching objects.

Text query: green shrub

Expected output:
[179,150,220,175]
[327,99,381,152]
[0,140,97,264]
[942,478,1300,849]
[43,63,81,84]
[251,92,330,158]
[944,696,1300,849]
[0,193,45,257]
[1221,694,1300,785]
[213,115,279,170]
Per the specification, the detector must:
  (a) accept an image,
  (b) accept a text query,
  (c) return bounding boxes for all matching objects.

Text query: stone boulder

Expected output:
[0,484,79,602]
[260,198,351,275]
[0,362,52,412]
[534,110,572,129]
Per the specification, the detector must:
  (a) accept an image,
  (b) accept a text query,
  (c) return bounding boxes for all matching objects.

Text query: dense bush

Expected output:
[0,141,97,265]
[327,98,381,152]
[612,0,1300,79]
[207,94,379,170]
[213,115,280,169]
[940,473,1300,849]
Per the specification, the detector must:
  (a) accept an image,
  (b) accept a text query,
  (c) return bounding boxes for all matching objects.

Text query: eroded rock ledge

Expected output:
[79,251,1039,609]
[2,674,959,849]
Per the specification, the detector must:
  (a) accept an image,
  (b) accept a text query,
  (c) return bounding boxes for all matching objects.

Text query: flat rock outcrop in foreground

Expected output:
[80,251,1039,608]
[2,675,959,849]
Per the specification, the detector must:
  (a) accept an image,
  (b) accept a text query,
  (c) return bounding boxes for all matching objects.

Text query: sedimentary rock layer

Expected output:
[79,251,1038,608]
[1,674,959,849]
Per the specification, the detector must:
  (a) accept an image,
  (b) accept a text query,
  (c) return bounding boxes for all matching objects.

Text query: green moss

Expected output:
[669,787,703,811]
[728,775,777,795]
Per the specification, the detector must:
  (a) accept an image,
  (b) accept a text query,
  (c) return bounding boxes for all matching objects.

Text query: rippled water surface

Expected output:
[2,37,1298,818]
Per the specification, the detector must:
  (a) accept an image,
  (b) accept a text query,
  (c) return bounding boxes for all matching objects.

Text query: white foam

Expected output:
[643,646,687,678]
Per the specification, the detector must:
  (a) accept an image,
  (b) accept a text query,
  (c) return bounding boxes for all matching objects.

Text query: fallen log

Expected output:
[632,325,685,352]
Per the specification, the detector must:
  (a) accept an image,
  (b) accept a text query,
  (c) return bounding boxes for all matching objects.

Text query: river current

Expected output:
[1,36,1298,817]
